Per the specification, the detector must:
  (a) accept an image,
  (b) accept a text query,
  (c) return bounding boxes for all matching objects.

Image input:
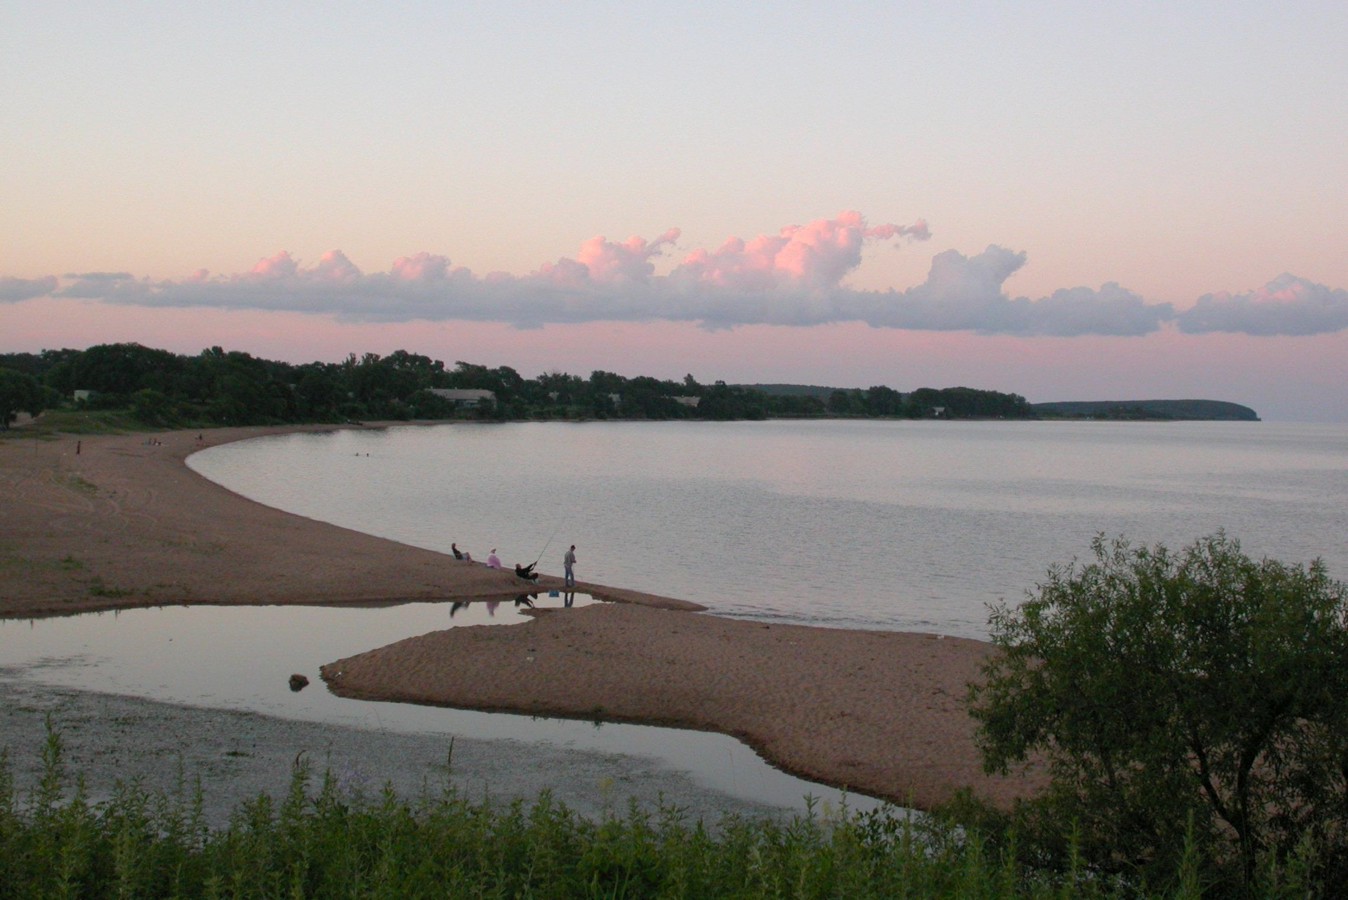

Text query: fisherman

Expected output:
[515,562,539,582]
[563,544,577,587]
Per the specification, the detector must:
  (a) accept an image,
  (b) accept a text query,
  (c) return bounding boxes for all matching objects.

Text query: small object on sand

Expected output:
[288,673,309,692]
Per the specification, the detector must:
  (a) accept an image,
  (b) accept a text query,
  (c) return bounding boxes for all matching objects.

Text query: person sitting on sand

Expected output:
[515,562,539,582]
[451,542,464,560]
[486,549,501,569]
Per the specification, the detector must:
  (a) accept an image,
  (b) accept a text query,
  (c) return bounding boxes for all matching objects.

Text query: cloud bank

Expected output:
[1176,275,1348,336]
[6,212,1347,337]
[0,275,59,302]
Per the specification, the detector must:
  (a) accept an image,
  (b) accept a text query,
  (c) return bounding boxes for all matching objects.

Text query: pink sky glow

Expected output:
[4,6,1346,421]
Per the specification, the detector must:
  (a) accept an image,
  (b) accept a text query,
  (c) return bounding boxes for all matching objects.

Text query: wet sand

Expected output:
[0,424,1042,811]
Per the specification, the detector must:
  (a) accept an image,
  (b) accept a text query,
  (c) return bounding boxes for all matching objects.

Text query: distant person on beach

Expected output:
[563,545,577,587]
[451,543,463,560]
[515,562,538,582]
[487,549,501,569]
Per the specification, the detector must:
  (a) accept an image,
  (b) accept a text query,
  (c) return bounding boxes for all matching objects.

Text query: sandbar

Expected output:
[1,424,1042,810]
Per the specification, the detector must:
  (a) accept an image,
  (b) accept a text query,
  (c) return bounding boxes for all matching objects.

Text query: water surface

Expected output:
[0,599,882,813]
[191,420,1348,639]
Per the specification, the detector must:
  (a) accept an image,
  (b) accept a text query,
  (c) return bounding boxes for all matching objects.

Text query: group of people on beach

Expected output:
[450,542,578,588]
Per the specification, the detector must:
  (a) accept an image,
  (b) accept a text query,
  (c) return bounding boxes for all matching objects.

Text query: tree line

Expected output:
[0,342,1033,429]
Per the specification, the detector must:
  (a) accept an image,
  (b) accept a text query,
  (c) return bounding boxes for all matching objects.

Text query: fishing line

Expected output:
[532,520,563,567]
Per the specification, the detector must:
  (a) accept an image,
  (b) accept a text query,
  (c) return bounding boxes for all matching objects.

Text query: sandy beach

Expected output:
[0,424,1042,811]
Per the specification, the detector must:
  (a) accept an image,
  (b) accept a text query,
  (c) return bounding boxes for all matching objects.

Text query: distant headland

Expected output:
[1029,399,1260,421]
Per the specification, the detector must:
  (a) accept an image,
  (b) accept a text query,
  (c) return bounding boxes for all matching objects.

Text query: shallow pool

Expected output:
[0,599,888,814]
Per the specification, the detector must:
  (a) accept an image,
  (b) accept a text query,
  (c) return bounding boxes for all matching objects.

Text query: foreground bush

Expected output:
[970,533,1348,896]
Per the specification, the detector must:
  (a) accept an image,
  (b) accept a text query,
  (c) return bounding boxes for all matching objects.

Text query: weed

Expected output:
[1,719,1330,897]
[86,577,136,598]
[64,474,98,495]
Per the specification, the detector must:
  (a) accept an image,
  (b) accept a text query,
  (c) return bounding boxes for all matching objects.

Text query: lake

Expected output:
[191,419,1348,639]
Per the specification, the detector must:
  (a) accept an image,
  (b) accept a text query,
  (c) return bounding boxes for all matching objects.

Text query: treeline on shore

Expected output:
[0,342,1033,429]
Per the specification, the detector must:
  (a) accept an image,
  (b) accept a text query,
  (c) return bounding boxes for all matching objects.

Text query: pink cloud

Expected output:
[1178,274,1348,335]
[673,210,930,290]
[390,252,452,282]
[248,251,299,280]
[313,250,361,284]
[537,228,681,286]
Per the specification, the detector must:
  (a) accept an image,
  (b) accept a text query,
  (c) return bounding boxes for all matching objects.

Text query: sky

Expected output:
[3,2,1347,422]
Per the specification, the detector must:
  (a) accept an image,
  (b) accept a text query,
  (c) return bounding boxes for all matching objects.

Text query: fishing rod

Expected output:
[531,521,563,568]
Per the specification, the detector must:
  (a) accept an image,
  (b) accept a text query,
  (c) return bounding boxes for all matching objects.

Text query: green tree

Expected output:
[826,389,862,415]
[969,533,1348,892]
[130,387,175,426]
[863,384,903,416]
[47,342,184,400]
[0,367,46,428]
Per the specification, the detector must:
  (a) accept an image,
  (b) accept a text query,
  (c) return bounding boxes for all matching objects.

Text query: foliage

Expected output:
[0,726,1219,899]
[0,367,46,428]
[908,385,1033,418]
[1032,400,1259,422]
[3,342,1037,430]
[969,533,1348,893]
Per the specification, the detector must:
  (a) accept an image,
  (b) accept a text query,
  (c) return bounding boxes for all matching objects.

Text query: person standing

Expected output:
[563,544,577,587]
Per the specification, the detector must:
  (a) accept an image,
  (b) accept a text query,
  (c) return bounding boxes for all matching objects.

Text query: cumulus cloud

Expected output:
[536,228,681,286]
[673,211,929,291]
[1176,274,1348,336]
[0,275,59,302]
[7,212,1345,338]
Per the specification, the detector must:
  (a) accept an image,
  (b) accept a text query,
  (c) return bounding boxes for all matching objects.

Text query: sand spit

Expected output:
[324,602,1041,810]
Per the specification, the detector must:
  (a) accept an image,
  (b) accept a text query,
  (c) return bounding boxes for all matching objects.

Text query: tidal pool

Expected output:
[0,599,888,814]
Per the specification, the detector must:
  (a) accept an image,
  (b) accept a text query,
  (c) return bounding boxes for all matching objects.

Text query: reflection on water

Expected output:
[0,600,886,814]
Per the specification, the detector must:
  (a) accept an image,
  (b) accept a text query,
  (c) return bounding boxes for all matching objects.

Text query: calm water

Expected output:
[0,599,883,812]
[191,420,1348,639]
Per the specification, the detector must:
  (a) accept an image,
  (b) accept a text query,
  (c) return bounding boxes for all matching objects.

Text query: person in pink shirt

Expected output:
[486,549,501,569]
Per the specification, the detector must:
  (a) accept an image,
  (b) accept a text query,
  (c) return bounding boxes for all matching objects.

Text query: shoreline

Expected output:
[0,422,701,618]
[0,679,789,829]
[1,423,1043,810]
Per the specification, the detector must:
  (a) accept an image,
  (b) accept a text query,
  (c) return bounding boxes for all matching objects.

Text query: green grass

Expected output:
[0,408,150,439]
[57,555,85,571]
[85,577,137,599]
[4,725,1327,898]
[0,550,86,576]
[63,474,99,495]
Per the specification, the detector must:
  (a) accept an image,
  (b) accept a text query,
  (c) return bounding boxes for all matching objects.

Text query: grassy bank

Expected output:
[7,729,1321,899]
